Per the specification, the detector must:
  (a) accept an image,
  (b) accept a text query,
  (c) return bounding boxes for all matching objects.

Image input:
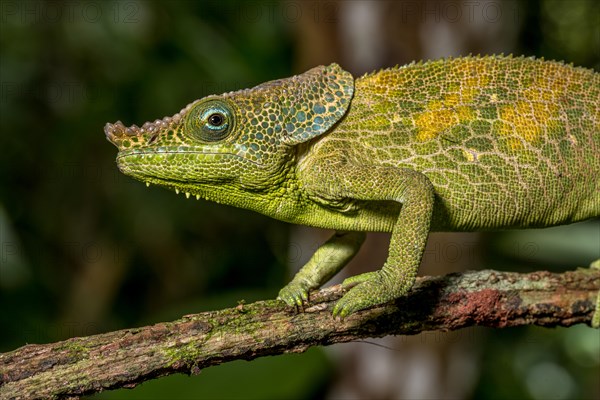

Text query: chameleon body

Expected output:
[105,56,600,319]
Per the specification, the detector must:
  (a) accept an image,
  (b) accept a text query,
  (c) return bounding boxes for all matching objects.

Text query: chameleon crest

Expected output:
[107,56,599,319]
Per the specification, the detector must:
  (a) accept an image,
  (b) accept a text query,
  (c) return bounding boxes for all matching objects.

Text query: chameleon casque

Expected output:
[105,56,600,321]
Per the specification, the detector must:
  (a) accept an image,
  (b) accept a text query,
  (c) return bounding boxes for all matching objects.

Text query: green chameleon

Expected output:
[105,56,600,324]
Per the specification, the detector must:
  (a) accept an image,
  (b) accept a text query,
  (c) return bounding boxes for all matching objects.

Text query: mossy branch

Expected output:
[1,268,599,399]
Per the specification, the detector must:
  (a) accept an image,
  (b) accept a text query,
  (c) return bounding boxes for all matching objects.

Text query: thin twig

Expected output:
[1,268,598,400]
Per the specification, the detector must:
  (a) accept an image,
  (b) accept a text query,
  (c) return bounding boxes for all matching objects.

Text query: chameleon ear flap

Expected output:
[278,63,354,145]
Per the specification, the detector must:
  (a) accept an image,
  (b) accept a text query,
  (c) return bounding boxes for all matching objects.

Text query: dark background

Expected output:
[1,1,599,399]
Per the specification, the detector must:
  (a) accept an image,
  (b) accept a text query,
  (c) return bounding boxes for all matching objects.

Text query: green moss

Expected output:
[55,341,90,360]
[163,307,271,369]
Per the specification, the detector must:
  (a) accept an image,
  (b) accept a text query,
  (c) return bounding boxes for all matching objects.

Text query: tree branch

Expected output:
[1,268,598,399]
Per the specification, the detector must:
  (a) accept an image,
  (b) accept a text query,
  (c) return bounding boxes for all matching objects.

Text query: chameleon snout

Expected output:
[104,121,129,145]
[104,120,160,149]
[105,112,186,149]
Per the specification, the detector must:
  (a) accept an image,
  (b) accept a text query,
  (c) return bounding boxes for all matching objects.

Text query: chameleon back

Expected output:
[313,56,600,231]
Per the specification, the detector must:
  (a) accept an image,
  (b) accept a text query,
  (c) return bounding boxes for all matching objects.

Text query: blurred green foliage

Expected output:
[1,0,295,343]
[0,0,598,399]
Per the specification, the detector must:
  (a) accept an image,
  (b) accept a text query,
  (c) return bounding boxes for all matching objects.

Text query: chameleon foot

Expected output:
[333,272,397,317]
[277,281,311,308]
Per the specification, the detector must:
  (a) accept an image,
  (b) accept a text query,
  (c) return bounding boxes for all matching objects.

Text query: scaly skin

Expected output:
[105,56,600,320]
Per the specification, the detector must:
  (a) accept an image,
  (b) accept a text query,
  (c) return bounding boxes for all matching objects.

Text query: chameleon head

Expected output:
[105,63,354,204]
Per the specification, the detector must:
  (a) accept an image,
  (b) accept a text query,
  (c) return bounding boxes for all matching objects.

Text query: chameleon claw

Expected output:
[277,283,311,310]
[333,272,403,317]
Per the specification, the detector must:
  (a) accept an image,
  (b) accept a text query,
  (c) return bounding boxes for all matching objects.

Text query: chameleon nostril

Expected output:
[148,133,159,144]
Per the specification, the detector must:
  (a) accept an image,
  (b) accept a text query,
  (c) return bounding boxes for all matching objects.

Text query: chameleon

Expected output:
[105,55,600,323]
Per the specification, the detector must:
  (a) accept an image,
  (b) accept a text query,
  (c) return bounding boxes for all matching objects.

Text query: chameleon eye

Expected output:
[208,113,224,127]
[186,99,235,142]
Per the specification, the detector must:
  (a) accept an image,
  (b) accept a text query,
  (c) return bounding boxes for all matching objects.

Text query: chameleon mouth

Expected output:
[115,151,261,191]
[116,149,261,166]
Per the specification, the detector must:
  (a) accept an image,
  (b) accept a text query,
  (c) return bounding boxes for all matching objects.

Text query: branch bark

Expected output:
[1,268,599,399]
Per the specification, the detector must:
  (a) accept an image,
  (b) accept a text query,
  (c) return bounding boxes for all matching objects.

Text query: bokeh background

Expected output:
[1,0,599,399]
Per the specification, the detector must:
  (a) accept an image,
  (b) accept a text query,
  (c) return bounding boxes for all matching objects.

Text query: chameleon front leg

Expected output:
[278,231,366,307]
[316,165,435,317]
